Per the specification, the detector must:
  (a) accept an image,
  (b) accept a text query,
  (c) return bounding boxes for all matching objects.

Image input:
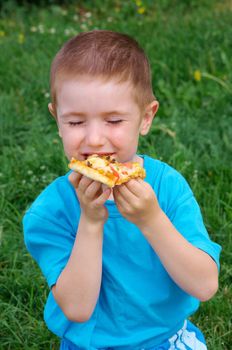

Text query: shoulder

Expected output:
[23,172,80,227]
[143,155,191,193]
[143,155,193,210]
[27,172,75,208]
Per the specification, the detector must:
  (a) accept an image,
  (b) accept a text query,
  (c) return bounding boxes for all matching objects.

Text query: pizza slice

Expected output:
[68,154,146,188]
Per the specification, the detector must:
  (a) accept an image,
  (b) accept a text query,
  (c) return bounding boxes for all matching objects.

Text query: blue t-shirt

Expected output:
[23,155,221,350]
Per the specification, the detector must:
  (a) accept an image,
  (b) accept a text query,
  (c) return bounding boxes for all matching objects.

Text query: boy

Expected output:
[23,30,221,350]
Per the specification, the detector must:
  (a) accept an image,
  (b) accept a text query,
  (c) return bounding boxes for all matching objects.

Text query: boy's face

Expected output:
[49,77,157,163]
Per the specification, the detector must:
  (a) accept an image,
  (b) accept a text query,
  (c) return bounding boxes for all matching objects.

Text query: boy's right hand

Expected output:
[69,172,111,224]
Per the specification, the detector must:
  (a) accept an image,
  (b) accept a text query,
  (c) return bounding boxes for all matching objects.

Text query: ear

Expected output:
[140,100,159,135]
[48,103,62,138]
[48,102,56,118]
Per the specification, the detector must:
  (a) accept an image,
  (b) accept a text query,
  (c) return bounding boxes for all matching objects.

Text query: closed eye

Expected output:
[108,120,123,124]
[68,121,84,126]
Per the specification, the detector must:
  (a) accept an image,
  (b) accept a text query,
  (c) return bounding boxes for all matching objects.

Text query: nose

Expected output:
[85,121,105,147]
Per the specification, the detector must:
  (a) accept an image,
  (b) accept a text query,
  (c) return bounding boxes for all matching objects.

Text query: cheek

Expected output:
[60,128,82,149]
[111,125,139,143]
[122,132,140,148]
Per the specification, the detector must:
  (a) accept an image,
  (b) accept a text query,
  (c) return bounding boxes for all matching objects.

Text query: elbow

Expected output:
[65,310,91,323]
[63,305,93,323]
[197,278,219,302]
[52,286,94,323]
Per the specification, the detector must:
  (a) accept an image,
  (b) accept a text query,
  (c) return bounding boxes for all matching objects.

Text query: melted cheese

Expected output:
[87,156,108,169]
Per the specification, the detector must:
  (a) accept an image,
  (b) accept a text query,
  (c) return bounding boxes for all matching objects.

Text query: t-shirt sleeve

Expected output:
[161,167,221,271]
[23,209,76,289]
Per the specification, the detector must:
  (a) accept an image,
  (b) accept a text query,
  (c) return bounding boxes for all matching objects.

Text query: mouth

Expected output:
[82,153,115,160]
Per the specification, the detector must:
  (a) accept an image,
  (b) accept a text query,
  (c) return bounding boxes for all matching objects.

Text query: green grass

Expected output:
[0,0,231,349]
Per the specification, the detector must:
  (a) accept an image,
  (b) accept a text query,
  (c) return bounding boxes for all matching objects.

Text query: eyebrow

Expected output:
[60,112,85,119]
[102,110,129,117]
[60,110,129,119]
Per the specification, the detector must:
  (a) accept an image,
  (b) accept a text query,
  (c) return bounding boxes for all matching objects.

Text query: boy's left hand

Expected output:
[113,179,161,229]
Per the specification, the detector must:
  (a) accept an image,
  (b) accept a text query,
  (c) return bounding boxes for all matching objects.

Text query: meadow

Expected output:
[0,0,231,349]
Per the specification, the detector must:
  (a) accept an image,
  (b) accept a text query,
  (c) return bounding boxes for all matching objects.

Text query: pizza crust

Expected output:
[69,160,116,187]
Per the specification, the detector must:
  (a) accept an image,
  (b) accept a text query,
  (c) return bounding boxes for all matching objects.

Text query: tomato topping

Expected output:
[123,162,133,169]
[109,164,120,179]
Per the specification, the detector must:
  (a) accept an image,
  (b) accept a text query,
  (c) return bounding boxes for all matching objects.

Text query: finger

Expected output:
[114,192,131,215]
[115,183,137,203]
[113,187,130,211]
[123,178,144,197]
[78,176,94,192]
[68,171,82,188]
[94,187,112,205]
[85,181,103,200]
[101,184,109,192]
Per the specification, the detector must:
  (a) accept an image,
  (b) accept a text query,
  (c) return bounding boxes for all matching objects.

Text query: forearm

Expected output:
[52,215,104,322]
[140,210,219,301]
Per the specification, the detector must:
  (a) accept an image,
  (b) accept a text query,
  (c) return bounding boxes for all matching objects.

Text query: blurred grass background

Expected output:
[0,0,231,349]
